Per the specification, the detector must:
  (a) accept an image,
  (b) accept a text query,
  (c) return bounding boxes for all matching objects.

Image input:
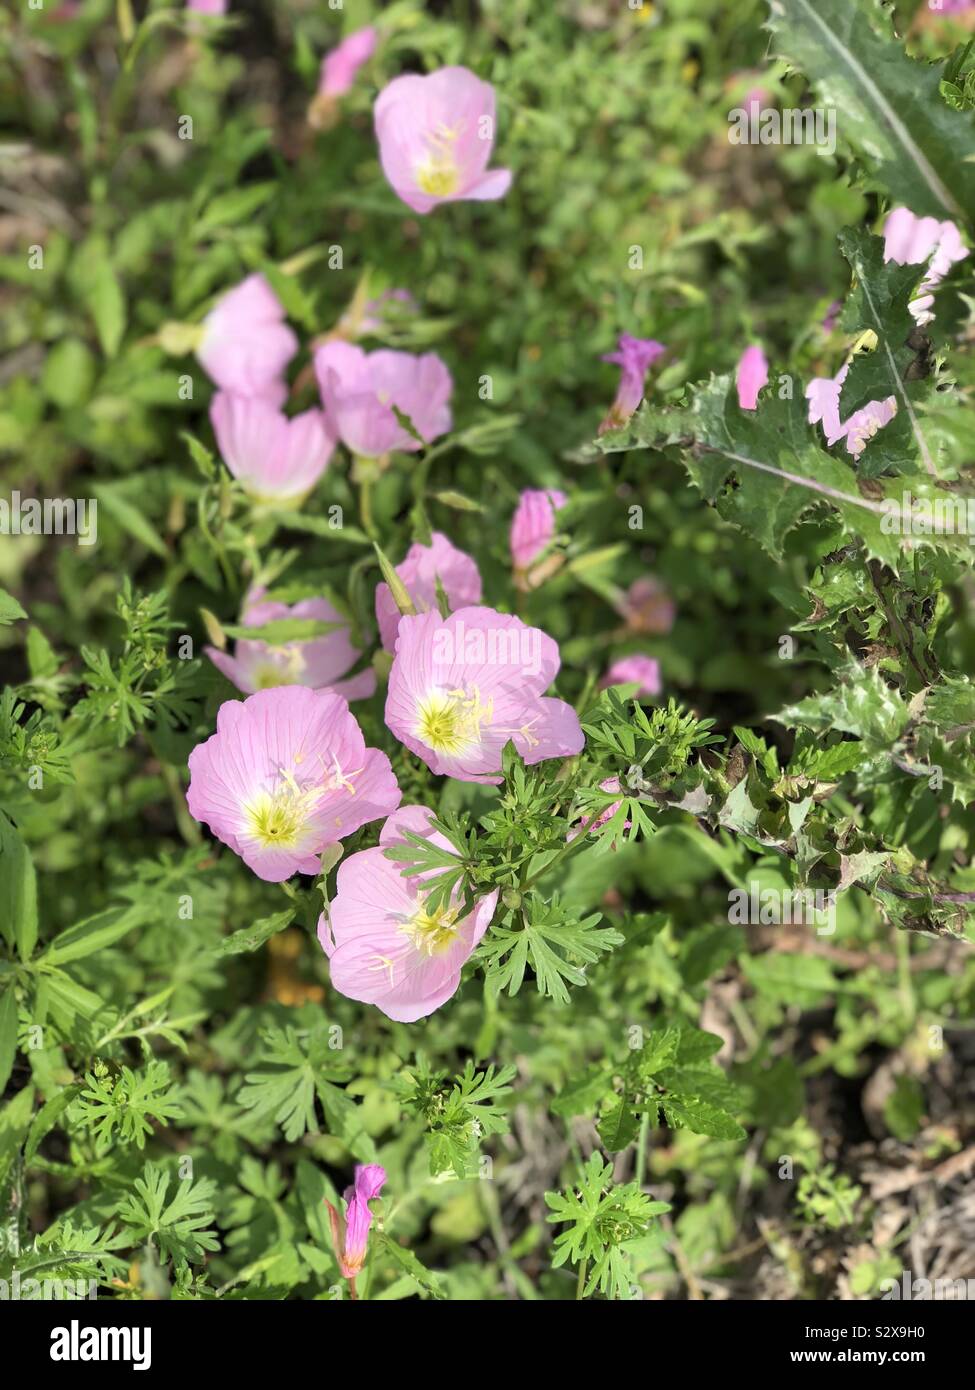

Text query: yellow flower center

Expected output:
[244,757,360,850]
[401,903,460,956]
[252,647,306,690]
[415,158,460,197]
[415,687,491,756]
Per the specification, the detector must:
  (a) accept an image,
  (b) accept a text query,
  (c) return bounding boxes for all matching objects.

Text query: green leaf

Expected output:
[599,375,907,566]
[660,1095,747,1141]
[38,904,147,967]
[91,482,168,558]
[0,812,38,960]
[766,0,975,222]
[0,589,27,626]
[0,989,19,1097]
[777,661,909,750]
[217,909,295,956]
[24,1083,84,1164]
[195,183,276,237]
[81,240,126,357]
[597,1098,641,1152]
[742,953,840,1007]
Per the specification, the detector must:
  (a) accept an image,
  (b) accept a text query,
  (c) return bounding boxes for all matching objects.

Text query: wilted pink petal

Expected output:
[210,393,335,503]
[375,532,482,652]
[205,588,374,700]
[735,345,769,411]
[509,489,567,574]
[197,274,298,399]
[319,26,377,98]
[598,335,666,434]
[618,577,675,635]
[883,206,969,325]
[374,67,512,214]
[319,807,498,1021]
[186,687,400,881]
[601,654,662,698]
[385,607,584,783]
[806,362,896,457]
[314,341,452,457]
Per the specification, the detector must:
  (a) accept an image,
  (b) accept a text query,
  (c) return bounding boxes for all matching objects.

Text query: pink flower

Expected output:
[509,489,567,577]
[735,345,769,411]
[314,342,452,457]
[929,1,974,15]
[187,0,226,12]
[822,298,842,332]
[186,687,400,882]
[319,806,498,1021]
[205,588,375,701]
[375,532,482,652]
[805,363,896,458]
[385,607,584,782]
[210,393,335,504]
[598,335,666,434]
[325,1164,386,1282]
[618,577,675,635]
[319,27,377,98]
[374,66,512,215]
[197,275,298,400]
[883,207,969,325]
[601,654,662,698]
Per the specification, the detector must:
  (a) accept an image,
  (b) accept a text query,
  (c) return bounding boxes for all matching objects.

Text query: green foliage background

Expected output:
[2,0,975,1301]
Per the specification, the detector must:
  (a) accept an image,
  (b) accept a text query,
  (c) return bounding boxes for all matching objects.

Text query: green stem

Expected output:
[636,1111,650,1189]
[575,1258,589,1300]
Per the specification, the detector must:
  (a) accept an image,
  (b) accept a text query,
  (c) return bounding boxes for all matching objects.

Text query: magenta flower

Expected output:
[319,806,498,1021]
[805,363,896,458]
[210,393,335,504]
[618,577,676,635]
[205,588,375,701]
[197,275,298,401]
[883,207,968,325]
[186,687,400,882]
[319,27,377,98]
[385,606,584,782]
[735,345,769,411]
[375,532,482,652]
[314,342,452,457]
[601,654,662,698]
[598,335,666,434]
[325,1164,386,1286]
[509,489,568,579]
[374,66,512,215]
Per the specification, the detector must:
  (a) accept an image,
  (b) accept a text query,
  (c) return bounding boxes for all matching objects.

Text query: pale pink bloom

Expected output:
[325,1164,386,1280]
[375,532,482,652]
[197,274,298,400]
[385,606,584,782]
[210,393,335,503]
[205,588,375,701]
[509,489,567,572]
[618,577,675,635]
[187,0,226,11]
[314,341,452,457]
[568,778,627,843]
[805,363,896,458]
[883,207,969,324]
[319,805,498,1021]
[601,654,662,698]
[598,335,666,433]
[186,686,400,882]
[735,345,769,410]
[319,27,377,98]
[374,66,512,215]
[929,1,975,16]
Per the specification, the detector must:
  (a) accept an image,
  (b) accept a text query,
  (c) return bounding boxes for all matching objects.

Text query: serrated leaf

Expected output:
[766,0,975,222]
